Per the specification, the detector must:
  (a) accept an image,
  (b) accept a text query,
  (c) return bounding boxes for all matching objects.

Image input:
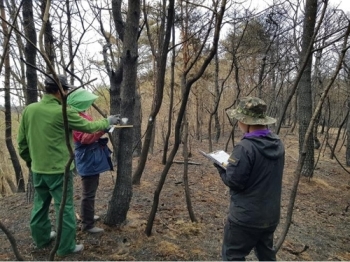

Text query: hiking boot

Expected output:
[73,244,84,253]
[86,227,104,233]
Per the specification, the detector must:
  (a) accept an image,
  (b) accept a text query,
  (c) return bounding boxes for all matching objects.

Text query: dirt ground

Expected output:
[0,130,350,261]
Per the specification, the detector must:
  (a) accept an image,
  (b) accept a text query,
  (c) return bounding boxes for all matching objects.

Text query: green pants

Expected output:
[31,172,77,256]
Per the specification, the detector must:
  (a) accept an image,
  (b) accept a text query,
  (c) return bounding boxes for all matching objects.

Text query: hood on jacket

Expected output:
[67,89,98,112]
[245,133,284,160]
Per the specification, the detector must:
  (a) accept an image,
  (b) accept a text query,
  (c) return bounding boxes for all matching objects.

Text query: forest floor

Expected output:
[0,129,350,261]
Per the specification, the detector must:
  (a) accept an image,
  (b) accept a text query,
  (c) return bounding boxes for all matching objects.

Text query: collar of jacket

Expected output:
[41,94,63,105]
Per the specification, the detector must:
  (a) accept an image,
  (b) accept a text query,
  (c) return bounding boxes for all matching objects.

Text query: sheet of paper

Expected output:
[199,149,230,169]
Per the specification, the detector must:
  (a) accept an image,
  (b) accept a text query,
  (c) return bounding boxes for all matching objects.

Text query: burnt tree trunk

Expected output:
[23,0,37,104]
[297,0,317,178]
[162,20,176,164]
[105,0,140,225]
[132,0,174,184]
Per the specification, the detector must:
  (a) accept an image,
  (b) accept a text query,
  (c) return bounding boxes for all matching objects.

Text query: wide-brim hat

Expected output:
[67,89,98,112]
[226,96,276,125]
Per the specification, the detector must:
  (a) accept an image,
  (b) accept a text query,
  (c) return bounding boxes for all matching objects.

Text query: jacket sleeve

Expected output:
[67,108,109,133]
[17,111,31,164]
[220,144,253,192]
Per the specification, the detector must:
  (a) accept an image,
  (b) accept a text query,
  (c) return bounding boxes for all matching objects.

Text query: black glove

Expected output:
[213,163,226,175]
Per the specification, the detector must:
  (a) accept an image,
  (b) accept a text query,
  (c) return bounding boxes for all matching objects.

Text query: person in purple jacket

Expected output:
[214,96,285,261]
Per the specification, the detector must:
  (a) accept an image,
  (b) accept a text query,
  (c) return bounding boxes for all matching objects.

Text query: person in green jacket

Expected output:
[17,74,120,256]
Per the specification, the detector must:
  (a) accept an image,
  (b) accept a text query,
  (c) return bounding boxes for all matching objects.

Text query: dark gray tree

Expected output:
[40,0,55,71]
[23,0,38,104]
[276,15,350,252]
[22,0,37,200]
[132,0,175,185]
[105,0,141,225]
[298,0,317,177]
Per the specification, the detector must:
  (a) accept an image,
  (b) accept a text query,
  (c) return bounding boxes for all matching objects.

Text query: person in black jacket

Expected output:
[214,96,285,261]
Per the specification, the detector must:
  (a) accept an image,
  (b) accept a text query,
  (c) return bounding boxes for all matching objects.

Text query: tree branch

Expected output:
[0,221,24,261]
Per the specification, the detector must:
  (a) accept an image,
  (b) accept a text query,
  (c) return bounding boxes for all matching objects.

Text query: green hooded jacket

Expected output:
[17,94,109,174]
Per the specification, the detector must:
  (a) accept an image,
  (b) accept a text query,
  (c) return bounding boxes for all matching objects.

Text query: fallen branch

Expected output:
[172,161,201,165]
[0,220,24,261]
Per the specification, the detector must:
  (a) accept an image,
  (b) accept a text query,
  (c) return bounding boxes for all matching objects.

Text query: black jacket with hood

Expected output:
[220,132,285,228]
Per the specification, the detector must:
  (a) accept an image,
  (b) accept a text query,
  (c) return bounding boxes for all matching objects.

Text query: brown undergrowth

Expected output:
[0,131,350,261]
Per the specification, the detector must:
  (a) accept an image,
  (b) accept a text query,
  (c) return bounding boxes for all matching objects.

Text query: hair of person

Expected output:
[45,84,69,94]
